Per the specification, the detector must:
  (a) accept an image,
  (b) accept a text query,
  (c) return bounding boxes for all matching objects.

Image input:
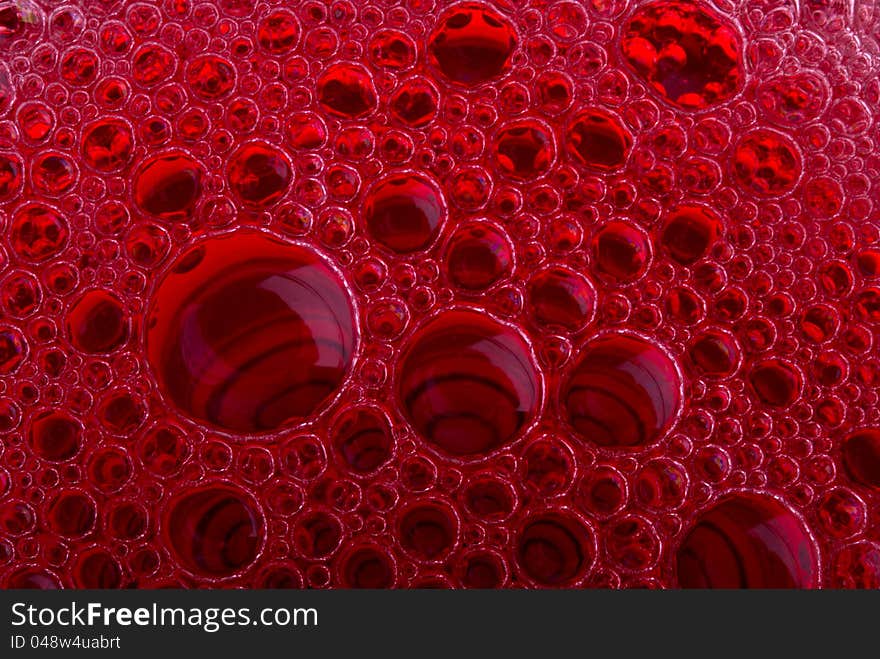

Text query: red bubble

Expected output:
[131,43,175,87]
[3,567,62,589]
[66,290,129,354]
[428,3,516,86]
[317,63,377,119]
[331,406,394,475]
[660,204,723,265]
[369,30,417,70]
[46,489,96,538]
[834,543,880,589]
[493,119,556,181]
[677,493,818,588]
[257,9,299,54]
[516,510,594,586]
[0,152,23,200]
[687,329,741,379]
[0,326,27,374]
[186,54,236,101]
[622,0,743,109]
[10,203,68,263]
[60,47,99,86]
[31,152,78,196]
[72,548,122,588]
[461,474,517,522]
[562,333,682,449]
[391,77,439,128]
[28,410,81,462]
[526,266,596,333]
[227,142,292,208]
[363,172,446,254]
[458,549,507,588]
[338,543,396,588]
[82,117,134,172]
[842,429,880,490]
[756,72,828,125]
[133,151,203,222]
[732,129,802,196]
[565,109,632,172]
[748,358,802,408]
[164,483,264,578]
[591,221,652,283]
[444,221,513,292]
[145,231,356,434]
[397,499,459,561]
[398,309,540,458]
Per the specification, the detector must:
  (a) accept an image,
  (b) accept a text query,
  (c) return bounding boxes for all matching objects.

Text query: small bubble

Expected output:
[164,482,264,577]
[363,172,446,254]
[516,510,594,586]
[427,3,516,86]
[565,109,632,172]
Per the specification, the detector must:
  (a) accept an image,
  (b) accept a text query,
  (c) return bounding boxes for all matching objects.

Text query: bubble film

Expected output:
[0,0,879,589]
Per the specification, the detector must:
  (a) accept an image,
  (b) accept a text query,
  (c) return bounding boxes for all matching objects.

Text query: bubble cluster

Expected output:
[0,0,878,589]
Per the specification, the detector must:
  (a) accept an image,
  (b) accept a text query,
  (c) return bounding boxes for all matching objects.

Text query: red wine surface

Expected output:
[0,0,879,589]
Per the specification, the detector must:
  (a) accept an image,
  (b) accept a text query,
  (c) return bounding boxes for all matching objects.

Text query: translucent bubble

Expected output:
[516,510,594,586]
[164,482,264,577]
[606,515,660,571]
[293,509,343,559]
[330,405,394,475]
[45,489,96,539]
[427,3,516,86]
[444,221,513,292]
[591,221,652,284]
[317,63,377,119]
[66,290,129,354]
[146,232,356,434]
[398,309,540,458]
[526,266,596,333]
[677,493,818,588]
[363,172,446,254]
[397,499,458,562]
[28,410,81,462]
[132,150,204,222]
[621,0,743,109]
[338,543,396,588]
[185,54,236,101]
[561,333,682,449]
[226,142,293,209]
[493,119,556,181]
[565,109,632,172]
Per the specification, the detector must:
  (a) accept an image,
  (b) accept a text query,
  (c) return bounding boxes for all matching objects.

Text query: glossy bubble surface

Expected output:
[622,0,743,109]
[133,151,203,222]
[164,483,264,578]
[0,0,877,591]
[428,3,516,86]
[146,231,356,434]
[562,334,682,449]
[677,493,818,588]
[363,172,446,254]
[398,309,540,459]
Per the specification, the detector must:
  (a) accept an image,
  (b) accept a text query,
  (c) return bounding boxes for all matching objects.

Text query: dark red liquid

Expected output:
[0,0,878,590]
